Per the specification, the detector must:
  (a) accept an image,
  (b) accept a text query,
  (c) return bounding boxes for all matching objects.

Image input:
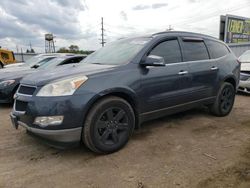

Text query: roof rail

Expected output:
[152,31,218,40]
[152,31,172,36]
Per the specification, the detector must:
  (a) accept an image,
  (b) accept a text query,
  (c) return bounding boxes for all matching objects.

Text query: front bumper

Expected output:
[11,91,96,148]
[238,80,250,94]
[10,112,82,148]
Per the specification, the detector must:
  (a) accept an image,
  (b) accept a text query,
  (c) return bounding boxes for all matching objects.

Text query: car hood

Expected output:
[241,62,250,71]
[0,67,36,81]
[0,66,31,72]
[4,63,25,68]
[21,63,117,86]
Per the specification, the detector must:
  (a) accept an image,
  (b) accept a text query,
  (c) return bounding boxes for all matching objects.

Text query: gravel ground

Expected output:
[0,95,250,188]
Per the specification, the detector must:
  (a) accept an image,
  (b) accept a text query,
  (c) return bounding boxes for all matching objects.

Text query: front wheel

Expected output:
[209,82,235,117]
[82,96,135,154]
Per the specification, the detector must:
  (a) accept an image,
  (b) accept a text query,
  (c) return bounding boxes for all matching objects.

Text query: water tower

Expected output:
[45,33,55,53]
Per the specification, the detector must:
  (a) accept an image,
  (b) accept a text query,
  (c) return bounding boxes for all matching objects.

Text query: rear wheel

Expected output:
[209,82,235,117]
[82,96,135,154]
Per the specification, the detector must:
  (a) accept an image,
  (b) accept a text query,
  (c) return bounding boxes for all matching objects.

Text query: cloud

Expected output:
[132,4,151,10]
[51,0,85,10]
[1,0,250,53]
[120,11,128,21]
[132,3,168,10]
[152,3,168,9]
[0,0,87,52]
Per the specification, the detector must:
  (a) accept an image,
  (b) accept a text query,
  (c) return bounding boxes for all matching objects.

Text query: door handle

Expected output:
[178,70,188,75]
[210,66,219,71]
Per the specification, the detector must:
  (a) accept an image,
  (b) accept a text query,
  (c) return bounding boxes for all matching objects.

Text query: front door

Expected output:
[139,38,191,115]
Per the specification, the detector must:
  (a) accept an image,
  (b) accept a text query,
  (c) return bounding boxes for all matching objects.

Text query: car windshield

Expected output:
[38,57,67,69]
[81,37,151,65]
[22,56,55,67]
[239,50,250,63]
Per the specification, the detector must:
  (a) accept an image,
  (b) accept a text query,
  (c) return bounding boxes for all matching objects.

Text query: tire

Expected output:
[0,62,3,69]
[82,96,135,154]
[209,82,235,117]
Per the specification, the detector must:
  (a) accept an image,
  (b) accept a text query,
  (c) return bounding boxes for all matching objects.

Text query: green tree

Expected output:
[57,47,69,53]
[68,45,79,52]
[57,45,94,55]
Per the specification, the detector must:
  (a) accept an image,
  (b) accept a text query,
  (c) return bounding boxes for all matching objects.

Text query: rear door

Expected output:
[179,37,219,100]
[140,37,192,114]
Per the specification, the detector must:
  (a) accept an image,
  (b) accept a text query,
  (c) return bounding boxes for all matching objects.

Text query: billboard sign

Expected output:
[220,15,250,44]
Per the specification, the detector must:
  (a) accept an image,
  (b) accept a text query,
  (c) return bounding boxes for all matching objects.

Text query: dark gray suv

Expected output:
[11,31,240,154]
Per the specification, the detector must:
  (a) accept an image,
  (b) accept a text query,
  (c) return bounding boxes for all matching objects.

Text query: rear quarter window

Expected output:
[205,40,230,59]
[182,40,209,62]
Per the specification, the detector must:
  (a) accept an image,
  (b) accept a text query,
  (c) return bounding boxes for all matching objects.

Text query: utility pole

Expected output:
[101,17,105,47]
[21,48,24,62]
[16,45,19,53]
[29,41,32,52]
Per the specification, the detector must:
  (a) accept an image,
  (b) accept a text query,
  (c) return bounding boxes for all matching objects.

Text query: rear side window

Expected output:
[182,40,209,61]
[205,40,229,59]
[149,39,182,64]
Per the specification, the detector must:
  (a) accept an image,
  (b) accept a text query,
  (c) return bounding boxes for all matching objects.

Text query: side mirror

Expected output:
[140,55,165,67]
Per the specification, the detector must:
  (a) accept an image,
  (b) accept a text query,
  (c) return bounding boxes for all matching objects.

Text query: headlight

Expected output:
[0,80,15,87]
[36,76,88,97]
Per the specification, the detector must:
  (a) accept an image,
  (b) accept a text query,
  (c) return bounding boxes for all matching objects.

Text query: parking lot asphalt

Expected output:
[1,95,250,188]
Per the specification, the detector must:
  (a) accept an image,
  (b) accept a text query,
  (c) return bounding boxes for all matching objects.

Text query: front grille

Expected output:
[15,100,28,112]
[18,85,36,96]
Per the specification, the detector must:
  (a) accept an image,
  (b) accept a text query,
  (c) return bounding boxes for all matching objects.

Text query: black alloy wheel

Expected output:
[220,86,234,114]
[96,107,129,146]
[83,96,135,154]
[210,82,235,117]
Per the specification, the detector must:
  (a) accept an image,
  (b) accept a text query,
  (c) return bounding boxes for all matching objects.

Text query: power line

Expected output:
[172,2,250,27]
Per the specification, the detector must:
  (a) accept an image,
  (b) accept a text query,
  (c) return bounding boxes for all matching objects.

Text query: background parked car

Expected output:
[0,55,86,103]
[238,50,250,94]
[3,53,74,69]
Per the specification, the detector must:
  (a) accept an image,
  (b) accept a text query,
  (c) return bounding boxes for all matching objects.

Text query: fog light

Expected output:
[34,116,64,127]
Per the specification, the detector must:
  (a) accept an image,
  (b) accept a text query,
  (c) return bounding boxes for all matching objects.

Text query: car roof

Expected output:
[53,55,86,60]
[151,31,218,40]
[36,53,87,58]
[117,31,220,43]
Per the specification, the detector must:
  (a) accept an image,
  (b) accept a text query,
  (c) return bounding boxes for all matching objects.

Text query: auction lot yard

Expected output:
[1,95,250,188]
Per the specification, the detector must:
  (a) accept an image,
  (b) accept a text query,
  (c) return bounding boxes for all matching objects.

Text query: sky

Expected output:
[0,0,250,53]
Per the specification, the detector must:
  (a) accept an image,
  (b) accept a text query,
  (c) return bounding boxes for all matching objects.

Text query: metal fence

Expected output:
[14,53,38,62]
[228,42,250,57]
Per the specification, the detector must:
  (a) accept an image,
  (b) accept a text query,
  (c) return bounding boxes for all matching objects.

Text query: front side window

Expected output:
[22,56,54,67]
[149,39,182,64]
[206,40,229,59]
[182,40,209,61]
